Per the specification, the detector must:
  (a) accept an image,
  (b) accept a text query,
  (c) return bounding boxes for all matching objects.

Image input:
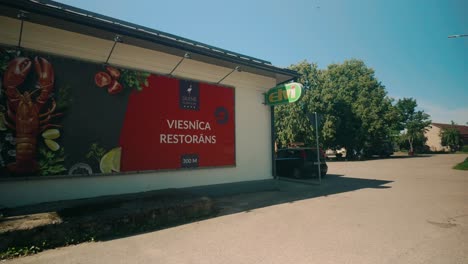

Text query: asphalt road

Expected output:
[7,154,468,264]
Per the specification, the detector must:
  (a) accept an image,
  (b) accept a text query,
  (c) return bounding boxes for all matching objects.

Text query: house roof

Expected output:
[0,0,299,84]
[432,123,468,136]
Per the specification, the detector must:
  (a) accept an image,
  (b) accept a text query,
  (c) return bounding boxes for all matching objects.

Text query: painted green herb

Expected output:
[56,84,72,110]
[121,69,150,91]
[0,49,15,75]
[86,143,106,163]
[39,147,67,176]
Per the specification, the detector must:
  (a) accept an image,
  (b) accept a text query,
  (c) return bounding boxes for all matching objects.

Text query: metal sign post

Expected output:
[271,105,278,189]
[314,112,321,184]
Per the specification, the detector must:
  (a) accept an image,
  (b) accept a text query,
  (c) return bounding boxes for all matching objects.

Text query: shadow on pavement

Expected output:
[387,154,433,159]
[327,154,432,162]
[211,174,393,215]
[0,173,393,257]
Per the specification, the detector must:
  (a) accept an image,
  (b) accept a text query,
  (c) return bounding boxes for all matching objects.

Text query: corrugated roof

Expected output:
[432,123,468,135]
[32,0,273,65]
[0,0,299,82]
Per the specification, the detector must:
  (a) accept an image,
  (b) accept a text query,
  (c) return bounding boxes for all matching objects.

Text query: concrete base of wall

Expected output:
[0,179,279,258]
[0,189,214,257]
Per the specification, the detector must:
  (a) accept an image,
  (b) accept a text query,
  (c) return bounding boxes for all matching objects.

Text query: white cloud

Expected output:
[418,101,468,125]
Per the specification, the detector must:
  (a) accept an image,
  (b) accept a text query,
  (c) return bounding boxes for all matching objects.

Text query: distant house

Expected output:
[425,123,468,151]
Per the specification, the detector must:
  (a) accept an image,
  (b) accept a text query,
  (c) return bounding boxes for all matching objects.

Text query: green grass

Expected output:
[453,158,468,170]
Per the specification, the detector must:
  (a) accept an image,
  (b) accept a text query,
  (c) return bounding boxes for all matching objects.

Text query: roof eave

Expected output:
[0,0,299,83]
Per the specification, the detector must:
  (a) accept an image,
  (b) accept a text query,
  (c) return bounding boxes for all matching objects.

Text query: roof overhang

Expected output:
[0,0,299,84]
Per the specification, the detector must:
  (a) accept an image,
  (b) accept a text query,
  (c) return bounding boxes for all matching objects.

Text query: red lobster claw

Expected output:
[34,56,55,110]
[3,57,32,110]
[3,57,32,88]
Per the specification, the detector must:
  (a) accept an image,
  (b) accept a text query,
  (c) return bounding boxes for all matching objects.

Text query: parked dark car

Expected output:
[275,148,328,178]
[363,142,394,159]
[347,142,394,160]
[371,142,394,157]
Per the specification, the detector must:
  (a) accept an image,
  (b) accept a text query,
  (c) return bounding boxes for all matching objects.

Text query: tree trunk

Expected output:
[408,137,414,155]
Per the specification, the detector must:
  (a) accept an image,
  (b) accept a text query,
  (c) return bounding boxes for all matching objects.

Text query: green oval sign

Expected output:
[265,82,303,106]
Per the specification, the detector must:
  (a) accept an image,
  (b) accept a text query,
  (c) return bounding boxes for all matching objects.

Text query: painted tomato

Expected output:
[106,66,121,79]
[107,80,123,95]
[95,72,112,87]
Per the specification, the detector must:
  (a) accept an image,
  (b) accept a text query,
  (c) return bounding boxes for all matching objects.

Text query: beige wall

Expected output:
[424,126,449,152]
[0,16,276,207]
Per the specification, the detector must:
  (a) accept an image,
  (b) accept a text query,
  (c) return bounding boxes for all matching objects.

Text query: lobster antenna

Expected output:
[30,87,41,96]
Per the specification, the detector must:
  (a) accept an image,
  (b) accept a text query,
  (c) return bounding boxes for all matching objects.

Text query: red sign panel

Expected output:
[119,75,235,171]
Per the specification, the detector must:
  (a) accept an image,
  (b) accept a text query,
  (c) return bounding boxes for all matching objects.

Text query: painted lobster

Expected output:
[2,56,60,174]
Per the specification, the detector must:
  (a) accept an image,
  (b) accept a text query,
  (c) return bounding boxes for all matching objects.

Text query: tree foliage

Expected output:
[395,98,431,153]
[440,122,462,152]
[397,130,427,152]
[314,60,399,156]
[274,59,400,158]
[274,61,321,147]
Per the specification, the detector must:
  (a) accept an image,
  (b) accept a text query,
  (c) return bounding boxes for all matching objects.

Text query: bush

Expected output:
[459,145,468,153]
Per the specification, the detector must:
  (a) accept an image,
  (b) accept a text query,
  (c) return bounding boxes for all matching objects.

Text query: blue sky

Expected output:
[56,0,467,124]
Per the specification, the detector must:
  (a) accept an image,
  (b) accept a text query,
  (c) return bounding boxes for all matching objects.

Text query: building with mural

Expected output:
[0,0,298,207]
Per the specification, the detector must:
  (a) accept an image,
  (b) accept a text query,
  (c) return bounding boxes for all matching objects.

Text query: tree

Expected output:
[309,59,399,157]
[395,98,431,154]
[274,61,321,147]
[397,130,427,152]
[274,59,399,158]
[440,122,462,152]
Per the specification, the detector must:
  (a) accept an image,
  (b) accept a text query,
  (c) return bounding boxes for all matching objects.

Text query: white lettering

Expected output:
[168,134,174,144]
[166,119,213,131]
[189,121,195,130]
[167,120,175,129]
[159,134,218,144]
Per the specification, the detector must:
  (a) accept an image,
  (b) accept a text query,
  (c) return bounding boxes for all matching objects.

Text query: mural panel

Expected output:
[0,47,235,177]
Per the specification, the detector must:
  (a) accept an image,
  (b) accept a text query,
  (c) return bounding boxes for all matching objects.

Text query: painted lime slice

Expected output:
[45,139,60,151]
[100,147,122,173]
[42,129,60,139]
[112,148,121,172]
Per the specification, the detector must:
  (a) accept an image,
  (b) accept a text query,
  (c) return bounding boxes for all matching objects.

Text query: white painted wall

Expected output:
[0,16,276,207]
